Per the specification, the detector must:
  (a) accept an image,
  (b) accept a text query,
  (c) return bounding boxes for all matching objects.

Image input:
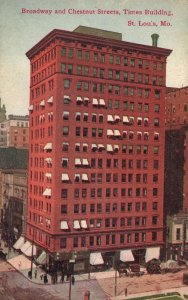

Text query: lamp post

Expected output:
[68,251,77,300]
[30,229,35,279]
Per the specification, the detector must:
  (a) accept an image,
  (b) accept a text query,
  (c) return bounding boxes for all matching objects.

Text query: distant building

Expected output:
[0,98,6,122]
[0,115,29,148]
[25,26,172,272]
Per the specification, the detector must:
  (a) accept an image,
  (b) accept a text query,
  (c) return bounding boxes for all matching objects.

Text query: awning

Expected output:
[43,188,51,196]
[98,144,105,150]
[122,131,127,137]
[145,247,160,263]
[107,129,114,136]
[61,174,69,181]
[40,100,45,106]
[90,252,104,265]
[83,143,88,148]
[137,131,142,135]
[64,95,70,100]
[114,115,120,121]
[107,115,114,122]
[25,244,37,257]
[84,97,89,102]
[47,96,53,103]
[13,236,25,250]
[36,251,47,265]
[8,254,36,271]
[83,113,88,117]
[75,112,81,118]
[82,174,89,181]
[75,158,81,166]
[44,143,52,150]
[154,132,159,137]
[63,111,69,117]
[60,221,69,230]
[114,145,119,150]
[120,250,135,262]
[81,220,87,229]
[45,157,52,164]
[74,220,80,229]
[92,144,97,150]
[45,173,52,179]
[107,144,113,152]
[29,105,34,111]
[82,158,89,166]
[114,130,121,136]
[144,132,149,136]
[92,98,98,105]
[137,117,142,121]
[123,116,129,123]
[99,98,105,106]
[77,96,82,102]
[21,241,32,254]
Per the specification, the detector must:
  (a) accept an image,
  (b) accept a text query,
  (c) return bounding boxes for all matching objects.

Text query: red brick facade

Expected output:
[26,28,172,263]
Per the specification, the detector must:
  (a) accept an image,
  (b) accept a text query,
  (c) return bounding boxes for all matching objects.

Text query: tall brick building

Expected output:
[25,26,172,271]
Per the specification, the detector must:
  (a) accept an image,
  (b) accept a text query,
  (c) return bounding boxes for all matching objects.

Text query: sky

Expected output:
[0,0,188,116]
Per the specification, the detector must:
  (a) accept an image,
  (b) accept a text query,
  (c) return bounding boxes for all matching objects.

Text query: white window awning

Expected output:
[74,220,80,229]
[107,144,113,152]
[107,115,114,122]
[83,143,88,148]
[75,158,81,166]
[114,145,119,150]
[83,113,88,117]
[44,143,52,150]
[137,117,142,121]
[123,116,129,123]
[115,115,120,121]
[84,97,89,102]
[62,174,69,181]
[81,220,87,229]
[63,111,69,117]
[120,250,135,262]
[47,96,53,103]
[107,129,114,136]
[43,188,51,196]
[145,247,160,263]
[36,251,47,265]
[60,221,69,230]
[90,252,104,265]
[92,144,97,149]
[75,112,81,117]
[40,100,45,107]
[82,158,89,166]
[154,132,159,136]
[13,236,25,250]
[144,117,149,121]
[92,98,98,105]
[99,98,105,106]
[64,95,70,100]
[29,105,34,111]
[45,173,52,179]
[82,174,89,181]
[144,132,149,136]
[76,96,82,102]
[98,144,105,150]
[45,157,52,164]
[114,130,121,136]
[137,131,142,135]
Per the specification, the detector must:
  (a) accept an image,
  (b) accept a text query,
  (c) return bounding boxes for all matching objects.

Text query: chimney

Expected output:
[151,33,159,47]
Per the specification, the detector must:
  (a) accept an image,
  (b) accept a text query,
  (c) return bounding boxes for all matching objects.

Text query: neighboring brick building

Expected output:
[164,86,188,260]
[25,26,172,272]
[0,115,29,148]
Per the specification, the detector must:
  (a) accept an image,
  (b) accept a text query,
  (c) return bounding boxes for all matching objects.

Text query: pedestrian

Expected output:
[34,269,37,279]
[40,274,43,280]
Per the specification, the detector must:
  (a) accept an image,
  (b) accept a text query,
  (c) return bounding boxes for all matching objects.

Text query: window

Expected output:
[64,79,70,89]
[61,189,68,198]
[114,100,119,108]
[130,58,135,67]
[85,51,90,61]
[120,234,125,243]
[176,228,181,240]
[63,126,69,136]
[152,202,158,210]
[68,48,73,58]
[153,188,158,196]
[153,160,159,169]
[116,56,121,64]
[155,90,161,99]
[153,146,159,155]
[106,188,111,197]
[153,174,158,183]
[62,47,66,56]
[94,52,98,62]
[152,232,157,241]
[105,218,110,228]
[68,64,73,74]
[75,127,81,137]
[60,238,67,249]
[152,216,158,225]
[83,128,88,137]
[74,204,79,213]
[109,55,113,64]
[135,217,140,226]
[77,49,82,59]
[90,188,95,198]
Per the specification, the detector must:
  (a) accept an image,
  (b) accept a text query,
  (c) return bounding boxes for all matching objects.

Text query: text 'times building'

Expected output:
[25,27,172,271]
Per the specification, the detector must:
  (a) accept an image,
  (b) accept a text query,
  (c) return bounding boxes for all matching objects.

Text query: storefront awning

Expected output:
[81,220,87,229]
[145,247,160,263]
[21,241,32,254]
[36,251,47,265]
[60,221,69,230]
[73,220,80,229]
[13,236,25,250]
[90,252,104,265]
[25,244,37,257]
[120,250,135,262]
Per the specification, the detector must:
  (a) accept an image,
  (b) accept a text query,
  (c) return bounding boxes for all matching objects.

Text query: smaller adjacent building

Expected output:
[0,115,29,148]
[166,213,188,260]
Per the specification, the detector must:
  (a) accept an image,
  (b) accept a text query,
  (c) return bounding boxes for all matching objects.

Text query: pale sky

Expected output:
[0,0,188,115]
